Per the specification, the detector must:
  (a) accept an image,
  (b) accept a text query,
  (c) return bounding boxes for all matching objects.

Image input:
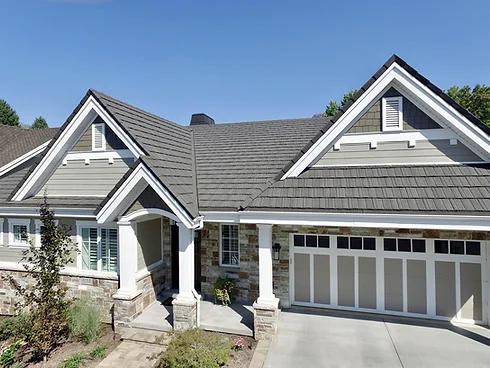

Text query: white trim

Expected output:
[92,122,106,151]
[219,223,240,267]
[8,218,31,247]
[0,208,95,218]
[282,62,490,179]
[0,218,3,246]
[76,221,118,273]
[12,96,144,201]
[382,96,403,131]
[97,163,197,229]
[0,141,50,178]
[201,211,490,232]
[314,161,486,168]
[333,129,458,146]
[65,149,133,161]
[120,208,180,224]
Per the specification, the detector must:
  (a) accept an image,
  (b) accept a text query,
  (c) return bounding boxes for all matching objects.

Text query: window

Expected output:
[293,234,330,249]
[382,96,403,131]
[220,224,239,266]
[8,219,31,247]
[435,239,481,256]
[79,226,118,272]
[337,236,376,251]
[92,123,106,151]
[384,238,426,253]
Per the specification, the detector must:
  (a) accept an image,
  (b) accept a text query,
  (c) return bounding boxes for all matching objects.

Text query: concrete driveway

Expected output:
[264,307,490,368]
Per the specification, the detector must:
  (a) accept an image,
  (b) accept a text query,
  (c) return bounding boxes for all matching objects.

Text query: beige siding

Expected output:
[436,261,456,318]
[384,258,403,312]
[71,125,93,151]
[125,186,174,216]
[337,256,355,307]
[313,255,330,304]
[407,260,427,314]
[71,122,127,152]
[136,218,162,271]
[294,253,310,303]
[460,263,482,321]
[317,139,482,166]
[358,257,376,309]
[39,158,132,196]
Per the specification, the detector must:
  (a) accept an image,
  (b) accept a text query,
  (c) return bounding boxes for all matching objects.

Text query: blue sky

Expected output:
[1,0,489,127]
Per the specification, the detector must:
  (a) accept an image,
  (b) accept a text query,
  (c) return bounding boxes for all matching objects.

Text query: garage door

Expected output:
[290,234,487,324]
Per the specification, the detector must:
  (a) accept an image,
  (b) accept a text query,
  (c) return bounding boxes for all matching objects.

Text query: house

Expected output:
[0,55,489,340]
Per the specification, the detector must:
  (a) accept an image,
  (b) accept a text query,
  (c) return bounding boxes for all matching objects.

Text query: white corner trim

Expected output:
[201,210,490,232]
[12,96,144,201]
[96,163,196,229]
[0,141,50,178]
[282,62,490,179]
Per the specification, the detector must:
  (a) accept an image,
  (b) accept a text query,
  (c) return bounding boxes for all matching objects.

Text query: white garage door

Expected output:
[290,234,487,324]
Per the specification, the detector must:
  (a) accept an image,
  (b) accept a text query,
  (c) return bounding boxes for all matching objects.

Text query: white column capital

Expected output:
[257,223,273,230]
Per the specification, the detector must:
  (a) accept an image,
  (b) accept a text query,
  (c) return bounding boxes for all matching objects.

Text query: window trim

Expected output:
[76,221,118,272]
[34,219,59,247]
[8,219,31,248]
[219,223,240,268]
[0,218,3,246]
[382,96,403,132]
[92,123,106,151]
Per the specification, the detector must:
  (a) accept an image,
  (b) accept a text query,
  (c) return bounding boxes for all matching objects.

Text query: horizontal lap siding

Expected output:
[39,158,132,196]
[137,219,162,271]
[317,140,482,166]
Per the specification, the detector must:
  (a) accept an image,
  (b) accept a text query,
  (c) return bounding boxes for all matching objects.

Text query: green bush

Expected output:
[60,353,85,368]
[89,346,106,359]
[213,278,236,305]
[159,329,231,368]
[68,298,103,344]
[0,314,32,341]
[0,340,26,367]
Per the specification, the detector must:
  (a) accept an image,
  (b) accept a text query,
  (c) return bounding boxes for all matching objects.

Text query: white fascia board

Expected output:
[201,211,490,232]
[12,96,144,201]
[282,63,490,179]
[0,207,95,218]
[96,163,196,229]
[0,141,50,178]
[65,149,134,161]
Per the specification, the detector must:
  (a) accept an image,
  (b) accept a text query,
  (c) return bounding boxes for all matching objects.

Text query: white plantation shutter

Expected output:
[101,228,118,272]
[382,97,403,131]
[82,227,98,271]
[92,123,106,150]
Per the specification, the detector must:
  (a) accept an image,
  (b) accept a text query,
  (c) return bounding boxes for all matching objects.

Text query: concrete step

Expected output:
[120,326,171,346]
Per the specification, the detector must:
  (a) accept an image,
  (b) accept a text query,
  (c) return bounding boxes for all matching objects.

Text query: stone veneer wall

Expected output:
[201,222,490,309]
[0,269,118,323]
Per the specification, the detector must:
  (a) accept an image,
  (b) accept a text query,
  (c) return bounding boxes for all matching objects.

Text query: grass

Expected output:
[89,346,106,359]
[68,298,103,344]
[60,353,85,368]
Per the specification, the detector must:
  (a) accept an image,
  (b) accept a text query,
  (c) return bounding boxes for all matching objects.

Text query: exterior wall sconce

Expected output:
[272,243,282,260]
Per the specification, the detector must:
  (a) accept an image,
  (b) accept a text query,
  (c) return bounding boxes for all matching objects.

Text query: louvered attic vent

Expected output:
[92,123,106,151]
[382,96,403,131]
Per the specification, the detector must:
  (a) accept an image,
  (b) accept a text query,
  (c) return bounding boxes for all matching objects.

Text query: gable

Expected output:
[71,120,127,152]
[281,56,490,178]
[124,185,174,216]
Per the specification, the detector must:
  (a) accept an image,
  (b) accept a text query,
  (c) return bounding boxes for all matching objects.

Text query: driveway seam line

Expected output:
[383,318,405,368]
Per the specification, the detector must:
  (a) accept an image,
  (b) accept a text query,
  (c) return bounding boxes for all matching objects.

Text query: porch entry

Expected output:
[291,234,487,324]
[171,224,201,292]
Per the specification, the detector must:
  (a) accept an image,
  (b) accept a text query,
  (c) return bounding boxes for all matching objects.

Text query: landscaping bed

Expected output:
[224,334,256,368]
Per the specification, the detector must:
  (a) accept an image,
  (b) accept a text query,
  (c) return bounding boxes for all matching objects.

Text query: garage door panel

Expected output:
[435,261,456,318]
[460,263,482,321]
[407,260,427,314]
[294,253,310,303]
[384,258,403,312]
[314,255,330,304]
[338,256,355,307]
[358,257,376,309]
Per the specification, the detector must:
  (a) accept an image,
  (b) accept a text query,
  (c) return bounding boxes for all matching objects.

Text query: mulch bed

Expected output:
[224,334,257,368]
[18,325,121,368]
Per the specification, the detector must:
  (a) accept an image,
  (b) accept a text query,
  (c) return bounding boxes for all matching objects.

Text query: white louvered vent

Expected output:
[92,123,106,151]
[382,97,403,131]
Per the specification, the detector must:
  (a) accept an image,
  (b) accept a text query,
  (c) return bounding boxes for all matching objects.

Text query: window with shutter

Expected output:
[81,226,117,272]
[82,227,98,271]
[382,96,403,131]
[92,123,106,151]
[101,228,118,272]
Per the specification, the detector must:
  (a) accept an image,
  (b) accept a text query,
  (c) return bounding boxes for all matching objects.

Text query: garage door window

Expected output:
[294,234,330,248]
[337,236,376,250]
[435,240,481,256]
[384,238,426,253]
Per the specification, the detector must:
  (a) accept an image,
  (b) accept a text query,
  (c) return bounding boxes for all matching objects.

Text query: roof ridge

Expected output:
[187,116,331,129]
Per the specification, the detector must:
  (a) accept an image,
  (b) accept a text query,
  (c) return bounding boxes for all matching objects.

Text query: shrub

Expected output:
[60,353,85,368]
[89,346,106,359]
[0,340,26,367]
[0,314,32,342]
[213,278,236,305]
[159,329,231,368]
[68,298,103,344]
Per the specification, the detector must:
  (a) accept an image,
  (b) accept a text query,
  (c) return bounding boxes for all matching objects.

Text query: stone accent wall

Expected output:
[201,223,490,310]
[0,268,118,323]
[253,299,279,340]
[172,299,197,330]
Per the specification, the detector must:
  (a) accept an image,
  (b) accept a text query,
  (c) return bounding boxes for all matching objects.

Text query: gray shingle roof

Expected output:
[246,165,490,215]
[190,117,332,211]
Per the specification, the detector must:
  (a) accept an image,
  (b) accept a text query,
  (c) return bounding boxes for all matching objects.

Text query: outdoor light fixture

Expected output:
[272,243,282,260]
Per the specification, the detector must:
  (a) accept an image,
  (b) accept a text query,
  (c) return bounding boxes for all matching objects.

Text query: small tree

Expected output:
[31,116,48,129]
[323,89,358,117]
[0,99,20,126]
[447,84,490,126]
[6,197,78,361]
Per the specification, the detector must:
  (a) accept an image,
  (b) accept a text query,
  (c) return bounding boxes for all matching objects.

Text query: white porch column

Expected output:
[114,220,140,299]
[175,222,195,302]
[257,224,276,305]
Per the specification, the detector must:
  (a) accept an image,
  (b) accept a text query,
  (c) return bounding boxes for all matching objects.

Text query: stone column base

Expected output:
[253,298,280,340]
[113,290,142,333]
[172,298,197,330]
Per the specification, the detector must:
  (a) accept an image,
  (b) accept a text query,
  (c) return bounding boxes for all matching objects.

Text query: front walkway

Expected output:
[265,307,490,368]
